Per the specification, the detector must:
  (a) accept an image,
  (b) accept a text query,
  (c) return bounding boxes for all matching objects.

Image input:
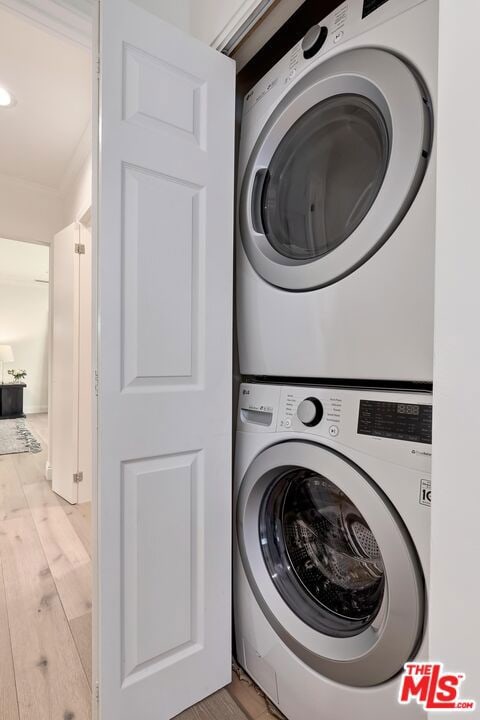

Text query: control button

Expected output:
[329,425,339,437]
[333,30,344,44]
[297,397,324,427]
[284,418,292,428]
[301,25,328,59]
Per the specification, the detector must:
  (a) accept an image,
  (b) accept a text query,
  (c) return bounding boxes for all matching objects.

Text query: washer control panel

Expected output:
[358,400,432,444]
[238,383,433,472]
[279,388,342,439]
[238,383,280,432]
[297,397,324,426]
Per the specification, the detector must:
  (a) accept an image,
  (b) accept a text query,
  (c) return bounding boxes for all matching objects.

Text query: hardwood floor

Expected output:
[226,666,285,720]
[0,413,92,720]
[0,414,279,720]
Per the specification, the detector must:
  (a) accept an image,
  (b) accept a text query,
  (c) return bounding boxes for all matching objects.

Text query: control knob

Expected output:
[297,397,324,427]
[301,25,328,59]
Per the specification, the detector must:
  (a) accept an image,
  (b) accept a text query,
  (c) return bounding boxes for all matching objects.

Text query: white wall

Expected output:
[62,153,92,224]
[0,238,49,414]
[430,0,480,709]
[0,174,64,245]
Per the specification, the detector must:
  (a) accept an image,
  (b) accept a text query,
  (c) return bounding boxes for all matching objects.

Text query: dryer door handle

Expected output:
[251,168,268,234]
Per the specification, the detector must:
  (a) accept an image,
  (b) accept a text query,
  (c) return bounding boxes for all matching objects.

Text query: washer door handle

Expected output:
[251,168,268,234]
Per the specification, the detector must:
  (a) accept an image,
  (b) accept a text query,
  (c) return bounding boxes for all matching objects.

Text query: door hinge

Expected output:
[95,681,100,703]
[94,370,99,398]
[73,471,84,484]
[96,56,100,77]
[75,243,86,254]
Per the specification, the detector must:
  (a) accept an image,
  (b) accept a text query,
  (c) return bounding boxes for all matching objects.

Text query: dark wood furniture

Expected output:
[0,383,26,419]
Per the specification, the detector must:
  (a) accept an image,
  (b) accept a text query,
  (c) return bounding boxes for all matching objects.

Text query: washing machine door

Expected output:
[237,441,425,687]
[239,47,432,290]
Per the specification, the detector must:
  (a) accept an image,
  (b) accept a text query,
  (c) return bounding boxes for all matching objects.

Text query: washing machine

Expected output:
[234,382,432,719]
[237,0,437,382]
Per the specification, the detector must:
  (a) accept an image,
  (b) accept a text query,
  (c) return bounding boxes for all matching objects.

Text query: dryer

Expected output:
[234,382,432,719]
[237,0,437,382]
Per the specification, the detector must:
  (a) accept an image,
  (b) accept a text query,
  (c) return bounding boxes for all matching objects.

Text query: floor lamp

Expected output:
[0,345,14,384]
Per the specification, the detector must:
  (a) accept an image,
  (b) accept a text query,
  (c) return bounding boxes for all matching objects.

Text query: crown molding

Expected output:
[0,171,62,197]
[0,0,94,48]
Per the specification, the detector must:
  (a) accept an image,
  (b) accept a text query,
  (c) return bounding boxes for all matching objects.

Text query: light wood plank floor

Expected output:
[0,413,92,720]
[0,414,279,720]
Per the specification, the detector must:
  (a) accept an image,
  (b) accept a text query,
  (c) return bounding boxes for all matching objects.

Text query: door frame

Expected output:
[47,206,93,490]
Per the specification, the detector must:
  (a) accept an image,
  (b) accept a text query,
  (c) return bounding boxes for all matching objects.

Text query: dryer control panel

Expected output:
[242,0,427,118]
[238,383,433,472]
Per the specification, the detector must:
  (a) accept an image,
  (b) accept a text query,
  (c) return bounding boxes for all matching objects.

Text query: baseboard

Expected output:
[25,405,48,414]
[45,462,52,482]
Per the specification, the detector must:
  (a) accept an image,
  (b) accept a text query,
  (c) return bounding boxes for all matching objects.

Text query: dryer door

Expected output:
[237,441,425,687]
[239,47,432,290]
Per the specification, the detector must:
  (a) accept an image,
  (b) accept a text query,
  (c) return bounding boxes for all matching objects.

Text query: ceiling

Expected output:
[0,5,91,190]
[0,237,49,284]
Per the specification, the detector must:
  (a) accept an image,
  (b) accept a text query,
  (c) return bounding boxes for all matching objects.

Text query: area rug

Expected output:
[0,418,42,455]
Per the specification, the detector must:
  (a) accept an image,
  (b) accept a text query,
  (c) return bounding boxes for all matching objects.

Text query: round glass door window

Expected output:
[260,95,389,261]
[259,467,385,637]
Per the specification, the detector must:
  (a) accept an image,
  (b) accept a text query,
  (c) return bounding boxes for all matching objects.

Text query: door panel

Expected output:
[95,2,235,718]
[122,164,200,385]
[122,451,202,680]
[78,223,92,504]
[51,222,80,504]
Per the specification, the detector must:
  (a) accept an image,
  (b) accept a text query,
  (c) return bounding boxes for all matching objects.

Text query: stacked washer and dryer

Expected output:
[234,1,436,719]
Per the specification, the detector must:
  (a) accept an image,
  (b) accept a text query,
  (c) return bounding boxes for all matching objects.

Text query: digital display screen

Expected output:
[358,400,432,444]
[397,404,420,416]
[362,0,390,19]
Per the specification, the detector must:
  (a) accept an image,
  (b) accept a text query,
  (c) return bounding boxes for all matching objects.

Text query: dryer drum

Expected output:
[259,94,390,262]
[259,468,386,637]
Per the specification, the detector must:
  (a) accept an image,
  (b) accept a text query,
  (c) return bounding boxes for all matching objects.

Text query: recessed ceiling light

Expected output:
[0,87,16,108]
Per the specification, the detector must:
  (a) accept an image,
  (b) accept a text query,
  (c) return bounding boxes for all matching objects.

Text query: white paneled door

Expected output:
[95,2,235,719]
[52,221,92,504]
[52,222,80,504]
